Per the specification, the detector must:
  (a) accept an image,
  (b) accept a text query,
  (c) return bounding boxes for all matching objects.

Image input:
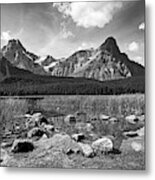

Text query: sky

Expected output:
[1,1,145,65]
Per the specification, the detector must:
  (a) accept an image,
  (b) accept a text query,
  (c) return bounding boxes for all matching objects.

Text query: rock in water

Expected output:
[11,139,34,153]
[78,143,94,157]
[92,137,113,153]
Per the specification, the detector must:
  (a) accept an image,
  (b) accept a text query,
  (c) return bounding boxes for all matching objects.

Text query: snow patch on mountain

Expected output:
[43,61,58,72]
[35,56,47,65]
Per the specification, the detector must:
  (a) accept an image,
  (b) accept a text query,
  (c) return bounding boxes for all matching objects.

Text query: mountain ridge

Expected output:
[1,37,145,81]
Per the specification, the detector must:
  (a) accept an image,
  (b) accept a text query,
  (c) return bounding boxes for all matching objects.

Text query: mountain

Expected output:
[0,56,35,82]
[2,39,47,75]
[40,55,57,66]
[49,37,144,81]
[0,52,145,95]
[34,55,58,72]
[1,37,145,81]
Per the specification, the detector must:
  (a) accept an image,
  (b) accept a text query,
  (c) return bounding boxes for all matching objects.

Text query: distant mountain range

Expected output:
[0,37,145,82]
[0,37,145,95]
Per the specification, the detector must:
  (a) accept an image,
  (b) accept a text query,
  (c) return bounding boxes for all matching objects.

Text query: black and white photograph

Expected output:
[0,1,145,170]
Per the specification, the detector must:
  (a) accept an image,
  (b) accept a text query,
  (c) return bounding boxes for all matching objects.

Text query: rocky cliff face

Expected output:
[1,37,145,81]
[49,37,133,81]
[2,39,46,75]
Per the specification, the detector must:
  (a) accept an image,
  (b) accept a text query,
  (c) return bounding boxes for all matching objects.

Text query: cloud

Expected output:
[1,31,12,42]
[128,41,139,52]
[77,42,94,51]
[60,22,74,39]
[62,30,74,39]
[1,28,24,46]
[133,56,144,66]
[53,2,123,28]
[77,42,87,50]
[139,22,145,30]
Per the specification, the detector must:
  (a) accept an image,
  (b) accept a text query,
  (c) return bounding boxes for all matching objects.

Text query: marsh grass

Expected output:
[38,94,145,117]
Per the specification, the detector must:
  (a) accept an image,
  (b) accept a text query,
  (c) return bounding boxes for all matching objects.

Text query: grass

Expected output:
[0,94,145,169]
[0,94,145,133]
[38,94,145,117]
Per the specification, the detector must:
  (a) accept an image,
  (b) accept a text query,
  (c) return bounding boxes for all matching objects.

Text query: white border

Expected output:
[0,0,155,179]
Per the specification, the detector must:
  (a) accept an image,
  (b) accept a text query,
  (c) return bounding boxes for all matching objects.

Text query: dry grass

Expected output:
[0,94,145,131]
[0,94,145,169]
[38,94,145,117]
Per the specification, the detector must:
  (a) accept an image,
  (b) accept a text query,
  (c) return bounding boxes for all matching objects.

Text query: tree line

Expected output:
[0,76,145,96]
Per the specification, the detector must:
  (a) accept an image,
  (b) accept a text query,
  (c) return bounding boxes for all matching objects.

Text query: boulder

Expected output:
[43,124,54,132]
[75,122,85,131]
[25,119,37,129]
[112,135,125,151]
[51,134,81,154]
[0,148,11,165]
[1,141,13,148]
[38,117,49,126]
[15,125,20,131]
[75,111,87,122]
[11,139,34,153]
[64,114,76,125]
[109,117,119,123]
[124,131,138,138]
[125,115,139,124]
[25,113,49,129]
[137,127,145,136]
[31,112,42,119]
[31,113,49,126]
[90,116,98,122]
[27,127,45,139]
[86,123,94,132]
[131,142,143,152]
[75,122,94,132]
[88,133,98,141]
[40,133,48,141]
[137,115,145,122]
[92,137,113,153]
[78,143,94,157]
[99,114,110,121]
[125,127,145,138]
[36,134,81,155]
[71,133,85,142]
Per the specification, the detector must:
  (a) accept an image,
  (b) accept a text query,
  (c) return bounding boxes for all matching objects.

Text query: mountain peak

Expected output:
[8,39,26,51]
[2,39,26,54]
[100,36,120,55]
[8,39,20,44]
